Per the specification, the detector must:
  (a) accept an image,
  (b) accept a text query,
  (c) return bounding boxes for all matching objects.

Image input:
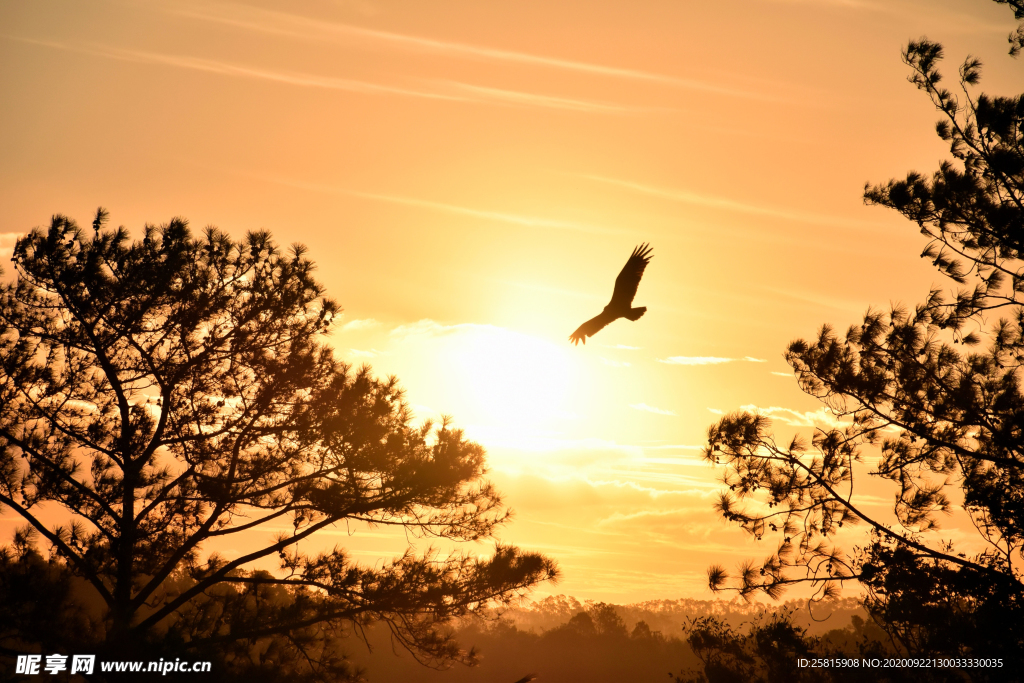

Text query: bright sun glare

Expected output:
[445,327,579,436]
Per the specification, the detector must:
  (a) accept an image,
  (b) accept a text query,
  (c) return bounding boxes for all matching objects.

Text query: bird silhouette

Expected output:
[569,243,652,345]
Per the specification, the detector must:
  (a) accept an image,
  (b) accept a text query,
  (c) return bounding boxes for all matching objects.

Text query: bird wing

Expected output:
[608,243,653,309]
[569,310,617,345]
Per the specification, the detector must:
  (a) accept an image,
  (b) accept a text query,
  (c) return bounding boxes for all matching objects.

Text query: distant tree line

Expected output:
[343,598,875,683]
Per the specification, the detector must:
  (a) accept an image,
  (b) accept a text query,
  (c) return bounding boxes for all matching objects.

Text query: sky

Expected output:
[1,0,1021,604]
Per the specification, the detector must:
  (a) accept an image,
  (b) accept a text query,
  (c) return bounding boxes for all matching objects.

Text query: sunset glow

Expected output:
[2,0,1021,610]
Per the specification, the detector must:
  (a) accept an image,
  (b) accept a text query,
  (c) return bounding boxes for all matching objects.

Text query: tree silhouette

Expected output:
[0,213,556,680]
[673,610,827,683]
[702,0,1023,664]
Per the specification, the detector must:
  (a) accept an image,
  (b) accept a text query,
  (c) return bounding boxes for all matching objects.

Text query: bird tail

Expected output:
[626,306,646,321]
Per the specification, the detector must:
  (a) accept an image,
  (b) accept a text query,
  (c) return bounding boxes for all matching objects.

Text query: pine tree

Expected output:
[0,213,555,681]
[703,0,1023,664]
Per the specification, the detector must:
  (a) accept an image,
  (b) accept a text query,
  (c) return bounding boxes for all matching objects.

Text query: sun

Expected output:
[446,326,581,436]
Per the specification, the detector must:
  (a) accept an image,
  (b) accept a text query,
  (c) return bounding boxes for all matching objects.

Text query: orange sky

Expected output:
[1,0,1021,604]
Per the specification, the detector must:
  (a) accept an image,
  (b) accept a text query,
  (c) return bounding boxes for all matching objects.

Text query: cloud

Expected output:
[581,175,884,230]
[760,0,872,6]
[497,279,601,302]
[388,318,478,340]
[639,456,707,469]
[26,38,468,100]
[409,403,442,421]
[737,404,846,429]
[174,3,782,100]
[771,371,793,377]
[230,173,624,236]
[660,356,733,365]
[349,191,625,234]
[341,318,381,331]
[597,507,706,526]
[435,80,645,114]
[560,475,717,497]
[481,437,723,493]
[702,403,847,429]
[0,232,23,260]
[589,504,748,554]
[761,286,867,314]
[629,403,675,416]
[345,348,381,358]
[484,435,646,457]
[658,356,767,365]
[13,38,640,114]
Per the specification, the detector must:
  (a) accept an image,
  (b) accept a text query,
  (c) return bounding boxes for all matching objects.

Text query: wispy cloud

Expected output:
[386,318,566,349]
[770,371,793,377]
[11,37,639,113]
[174,3,782,100]
[487,435,646,456]
[630,403,676,416]
[760,285,867,314]
[229,172,623,236]
[13,37,467,100]
[389,318,475,340]
[658,356,766,365]
[497,279,601,301]
[738,404,846,429]
[705,403,845,428]
[597,508,698,525]
[659,356,731,365]
[581,175,883,229]
[410,403,442,421]
[760,0,872,7]
[349,191,626,234]
[436,80,643,113]
[0,232,23,259]
[584,476,715,495]
[341,318,381,331]
[345,348,381,358]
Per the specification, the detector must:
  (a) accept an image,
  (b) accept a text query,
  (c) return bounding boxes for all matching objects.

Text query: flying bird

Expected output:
[569,243,653,346]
